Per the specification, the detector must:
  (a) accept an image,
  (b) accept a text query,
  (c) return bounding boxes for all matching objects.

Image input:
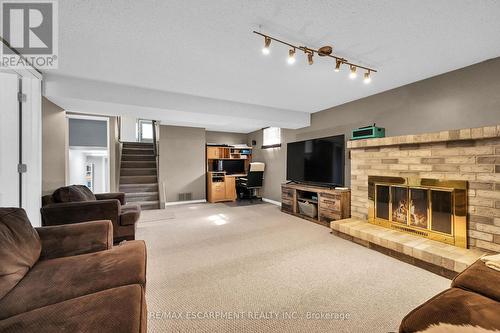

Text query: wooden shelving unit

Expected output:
[206,146,252,203]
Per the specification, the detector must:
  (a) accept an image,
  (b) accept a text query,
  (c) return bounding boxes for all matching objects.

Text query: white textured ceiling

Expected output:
[44,0,500,132]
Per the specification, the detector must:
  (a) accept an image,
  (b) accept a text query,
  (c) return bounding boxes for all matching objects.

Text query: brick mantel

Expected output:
[348,125,500,149]
[348,124,500,253]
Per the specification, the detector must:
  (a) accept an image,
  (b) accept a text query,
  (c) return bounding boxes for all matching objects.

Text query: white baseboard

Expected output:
[262,198,282,207]
[164,199,206,208]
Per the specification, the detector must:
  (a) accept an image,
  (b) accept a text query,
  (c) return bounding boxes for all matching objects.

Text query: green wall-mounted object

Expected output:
[351,125,385,140]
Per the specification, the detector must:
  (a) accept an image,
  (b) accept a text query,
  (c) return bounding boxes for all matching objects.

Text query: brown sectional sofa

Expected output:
[400,260,500,332]
[0,207,147,332]
[41,185,141,243]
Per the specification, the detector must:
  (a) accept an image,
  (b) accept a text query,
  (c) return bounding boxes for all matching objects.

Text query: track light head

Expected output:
[364,71,371,84]
[334,59,342,72]
[349,65,357,79]
[307,51,314,65]
[262,36,271,55]
[288,48,296,64]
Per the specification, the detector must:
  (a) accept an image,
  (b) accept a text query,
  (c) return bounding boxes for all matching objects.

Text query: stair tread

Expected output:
[120,167,156,170]
[120,175,157,178]
[122,160,155,163]
[120,183,158,187]
[121,154,155,156]
[122,142,153,145]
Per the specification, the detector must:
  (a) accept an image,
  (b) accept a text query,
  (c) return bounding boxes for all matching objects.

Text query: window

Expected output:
[141,122,153,140]
[138,119,153,142]
[262,127,281,149]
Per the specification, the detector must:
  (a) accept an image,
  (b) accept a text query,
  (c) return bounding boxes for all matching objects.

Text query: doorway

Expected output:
[67,115,110,193]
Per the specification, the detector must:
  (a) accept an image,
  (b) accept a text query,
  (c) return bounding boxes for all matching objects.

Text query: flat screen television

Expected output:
[286,135,345,186]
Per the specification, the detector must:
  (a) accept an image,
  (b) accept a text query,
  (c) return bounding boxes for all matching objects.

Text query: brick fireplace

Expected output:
[331,125,499,275]
[348,124,500,253]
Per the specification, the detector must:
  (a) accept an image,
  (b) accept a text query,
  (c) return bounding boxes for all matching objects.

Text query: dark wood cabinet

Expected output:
[281,183,350,227]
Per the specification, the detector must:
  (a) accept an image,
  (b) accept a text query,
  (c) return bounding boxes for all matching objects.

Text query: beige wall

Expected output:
[42,97,67,194]
[206,131,247,145]
[158,125,206,204]
[249,57,500,202]
[247,129,293,202]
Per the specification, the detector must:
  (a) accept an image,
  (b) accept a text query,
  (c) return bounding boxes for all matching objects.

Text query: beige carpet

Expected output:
[137,203,449,333]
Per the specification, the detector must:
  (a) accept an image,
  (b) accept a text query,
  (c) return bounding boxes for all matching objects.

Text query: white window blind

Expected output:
[262,127,281,148]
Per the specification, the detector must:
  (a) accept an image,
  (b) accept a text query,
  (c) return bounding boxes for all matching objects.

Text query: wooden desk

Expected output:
[226,173,247,178]
[206,145,252,203]
[207,172,239,203]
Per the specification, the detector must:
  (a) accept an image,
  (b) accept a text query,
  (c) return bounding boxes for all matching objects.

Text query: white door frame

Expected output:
[66,114,111,192]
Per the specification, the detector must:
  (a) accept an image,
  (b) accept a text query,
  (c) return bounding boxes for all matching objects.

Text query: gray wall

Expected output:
[42,97,67,194]
[206,131,248,145]
[159,125,206,204]
[249,57,500,202]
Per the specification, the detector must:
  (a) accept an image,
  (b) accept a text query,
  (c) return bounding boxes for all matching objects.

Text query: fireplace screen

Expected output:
[431,190,452,234]
[392,187,408,224]
[376,185,389,220]
[410,188,428,229]
[368,176,467,248]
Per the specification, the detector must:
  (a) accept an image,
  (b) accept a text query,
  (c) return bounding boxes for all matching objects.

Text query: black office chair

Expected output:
[237,162,265,200]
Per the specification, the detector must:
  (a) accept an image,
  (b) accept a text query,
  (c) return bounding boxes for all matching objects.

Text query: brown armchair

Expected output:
[0,207,147,333]
[399,260,500,332]
[41,185,140,243]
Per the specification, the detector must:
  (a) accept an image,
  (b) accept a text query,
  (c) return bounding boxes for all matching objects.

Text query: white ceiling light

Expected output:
[254,31,377,83]
[287,48,296,64]
[349,65,357,79]
[262,36,271,55]
[364,71,372,84]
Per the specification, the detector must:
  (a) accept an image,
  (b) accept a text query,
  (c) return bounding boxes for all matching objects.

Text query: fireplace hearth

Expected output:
[368,176,467,248]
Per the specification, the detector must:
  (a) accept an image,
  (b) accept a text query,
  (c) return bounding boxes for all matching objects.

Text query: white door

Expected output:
[0,71,42,226]
[0,72,20,208]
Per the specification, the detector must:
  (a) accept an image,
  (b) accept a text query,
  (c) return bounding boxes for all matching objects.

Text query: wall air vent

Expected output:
[178,192,192,201]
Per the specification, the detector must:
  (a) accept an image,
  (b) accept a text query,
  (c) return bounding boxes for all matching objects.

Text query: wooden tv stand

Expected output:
[281,183,351,227]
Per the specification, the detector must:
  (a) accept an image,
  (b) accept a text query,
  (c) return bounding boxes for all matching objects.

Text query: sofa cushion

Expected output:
[120,204,141,226]
[0,240,146,319]
[399,288,500,333]
[452,260,500,302]
[0,284,145,333]
[52,185,96,203]
[0,208,41,300]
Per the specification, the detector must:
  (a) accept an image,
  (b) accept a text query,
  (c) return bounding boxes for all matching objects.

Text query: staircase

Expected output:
[119,142,160,210]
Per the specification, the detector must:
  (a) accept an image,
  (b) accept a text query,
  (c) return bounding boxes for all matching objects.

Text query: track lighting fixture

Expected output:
[262,36,271,55]
[364,71,371,84]
[253,31,377,83]
[335,59,342,72]
[349,66,357,79]
[307,51,313,65]
[287,48,296,64]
